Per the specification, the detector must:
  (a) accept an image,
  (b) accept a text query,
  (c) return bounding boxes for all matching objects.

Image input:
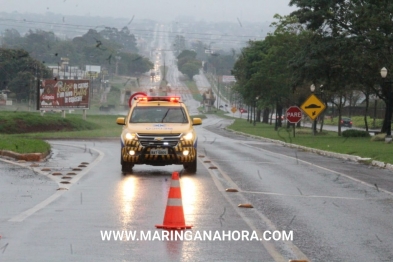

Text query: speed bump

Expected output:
[238,204,253,208]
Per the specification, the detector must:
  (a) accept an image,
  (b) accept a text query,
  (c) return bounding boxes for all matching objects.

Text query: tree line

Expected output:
[232,1,393,135]
[0,26,153,101]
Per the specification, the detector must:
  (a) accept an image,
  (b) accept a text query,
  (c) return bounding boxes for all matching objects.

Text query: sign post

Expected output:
[300,94,326,135]
[286,106,303,138]
[231,106,237,117]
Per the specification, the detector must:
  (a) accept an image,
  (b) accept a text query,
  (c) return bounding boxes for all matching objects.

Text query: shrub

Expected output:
[342,129,370,137]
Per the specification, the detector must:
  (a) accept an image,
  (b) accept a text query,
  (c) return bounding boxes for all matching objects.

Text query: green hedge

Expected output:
[342,129,370,137]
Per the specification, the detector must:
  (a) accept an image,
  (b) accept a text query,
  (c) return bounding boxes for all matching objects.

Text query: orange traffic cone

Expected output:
[156,171,192,229]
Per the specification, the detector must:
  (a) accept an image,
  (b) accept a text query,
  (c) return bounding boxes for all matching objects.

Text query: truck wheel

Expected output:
[121,163,134,174]
[183,155,197,174]
[121,153,134,173]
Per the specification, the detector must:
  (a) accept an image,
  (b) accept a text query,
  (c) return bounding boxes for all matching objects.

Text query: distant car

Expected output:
[340,118,353,127]
[239,108,247,113]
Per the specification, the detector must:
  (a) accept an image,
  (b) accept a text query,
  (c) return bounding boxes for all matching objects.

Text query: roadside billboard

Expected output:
[39,79,90,110]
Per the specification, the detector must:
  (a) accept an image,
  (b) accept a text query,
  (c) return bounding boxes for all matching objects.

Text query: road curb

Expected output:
[0,149,49,162]
[225,128,392,171]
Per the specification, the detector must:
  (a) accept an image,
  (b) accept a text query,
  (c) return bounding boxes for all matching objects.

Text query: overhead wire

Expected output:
[0,18,265,44]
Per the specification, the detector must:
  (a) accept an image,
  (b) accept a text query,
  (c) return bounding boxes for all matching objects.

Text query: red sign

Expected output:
[39,79,90,109]
[286,106,302,123]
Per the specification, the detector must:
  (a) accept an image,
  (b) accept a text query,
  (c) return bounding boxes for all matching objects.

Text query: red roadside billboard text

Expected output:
[39,79,90,109]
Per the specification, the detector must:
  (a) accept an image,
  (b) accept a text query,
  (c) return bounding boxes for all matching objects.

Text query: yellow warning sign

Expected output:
[231,107,237,113]
[300,94,326,120]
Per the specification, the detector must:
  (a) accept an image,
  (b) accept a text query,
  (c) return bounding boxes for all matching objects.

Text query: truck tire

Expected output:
[121,153,134,174]
[183,153,197,174]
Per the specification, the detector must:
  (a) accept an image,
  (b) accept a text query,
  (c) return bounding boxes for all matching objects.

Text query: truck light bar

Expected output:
[137,96,181,102]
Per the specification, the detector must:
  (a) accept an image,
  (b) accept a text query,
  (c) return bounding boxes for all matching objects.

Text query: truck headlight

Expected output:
[125,132,136,140]
[182,132,193,141]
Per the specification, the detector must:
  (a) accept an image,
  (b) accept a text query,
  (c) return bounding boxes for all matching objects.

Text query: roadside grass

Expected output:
[0,111,207,153]
[0,137,51,154]
[228,118,393,164]
[0,111,100,134]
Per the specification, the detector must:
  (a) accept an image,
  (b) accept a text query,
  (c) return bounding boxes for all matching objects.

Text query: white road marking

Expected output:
[8,143,104,222]
[200,158,310,262]
[241,142,393,196]
[241,190,365,200]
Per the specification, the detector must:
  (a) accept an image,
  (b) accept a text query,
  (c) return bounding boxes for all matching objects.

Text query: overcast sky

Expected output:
[1,0,297,23]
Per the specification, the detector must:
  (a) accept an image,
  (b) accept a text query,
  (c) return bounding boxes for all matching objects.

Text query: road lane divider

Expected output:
[240,142,393,197]
[200,153,310,262]
[7,142,104,222]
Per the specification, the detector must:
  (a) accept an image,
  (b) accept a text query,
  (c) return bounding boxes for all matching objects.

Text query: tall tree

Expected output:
[0,48,51,100]
[290,0,393,133]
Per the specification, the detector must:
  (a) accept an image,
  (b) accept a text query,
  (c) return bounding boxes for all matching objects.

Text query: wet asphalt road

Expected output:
[1,116,393,261]
[2,24,393,262]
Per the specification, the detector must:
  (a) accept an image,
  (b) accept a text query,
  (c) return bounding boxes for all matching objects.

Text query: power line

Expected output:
[0,18,265,40]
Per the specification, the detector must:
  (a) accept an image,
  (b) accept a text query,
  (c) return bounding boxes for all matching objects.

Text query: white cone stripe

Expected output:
[171,180,180,187]
[167,198,183,206]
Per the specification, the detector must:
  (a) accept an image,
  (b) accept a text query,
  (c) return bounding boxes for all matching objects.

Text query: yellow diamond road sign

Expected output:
[231,107,237,113]
[300,94,326,120]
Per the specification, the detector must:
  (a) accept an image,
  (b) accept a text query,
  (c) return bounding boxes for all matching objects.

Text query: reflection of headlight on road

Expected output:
[125,133,136,140]
[182,132,193,140]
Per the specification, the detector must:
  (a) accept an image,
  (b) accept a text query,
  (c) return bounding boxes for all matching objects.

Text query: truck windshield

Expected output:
[130,106,188,123]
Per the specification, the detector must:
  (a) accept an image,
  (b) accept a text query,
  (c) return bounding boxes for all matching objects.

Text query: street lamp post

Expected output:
[217,75,220,110]
[310,84,317,136]
[167,83,171,96]
[380,67,392,142]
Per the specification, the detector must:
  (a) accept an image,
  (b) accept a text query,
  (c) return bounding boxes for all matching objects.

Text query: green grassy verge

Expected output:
[0,111,207,154]
[0,111,100,134]
[0,137,51,154]
[228,118,393,164]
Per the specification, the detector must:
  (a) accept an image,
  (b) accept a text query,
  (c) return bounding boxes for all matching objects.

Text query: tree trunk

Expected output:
[247,104,250,122]
[363,91,369,132]
[381,98,392,134]
[319,102,327,132]
[270,108,273,125]
[337,97,343,136]
[319,114,325,133]
[277,104,283,128]
[274,102,279,131]
[262,107,269,123]
[257,109,261,123]
[249,104,253,124]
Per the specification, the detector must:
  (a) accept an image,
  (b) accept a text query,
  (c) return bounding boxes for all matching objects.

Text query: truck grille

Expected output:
[137,133,181,147]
